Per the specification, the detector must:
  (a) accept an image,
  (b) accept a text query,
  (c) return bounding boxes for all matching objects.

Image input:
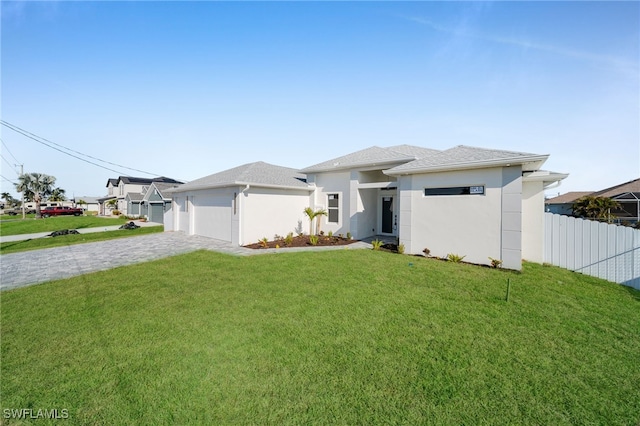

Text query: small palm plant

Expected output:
[371,239,384,250]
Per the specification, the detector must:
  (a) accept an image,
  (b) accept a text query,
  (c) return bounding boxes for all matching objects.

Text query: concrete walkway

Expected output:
[0,232,372,291]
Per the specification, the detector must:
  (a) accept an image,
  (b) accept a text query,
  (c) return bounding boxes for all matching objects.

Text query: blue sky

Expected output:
[1,1,638,199]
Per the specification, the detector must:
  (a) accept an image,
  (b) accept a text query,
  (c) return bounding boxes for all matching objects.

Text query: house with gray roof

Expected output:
[100,176,184,216]
[165,162,313,244]
[165,145,567,270]
[545,178,640,223]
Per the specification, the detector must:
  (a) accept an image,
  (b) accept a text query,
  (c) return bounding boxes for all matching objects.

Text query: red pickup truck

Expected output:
[42,206,83,217]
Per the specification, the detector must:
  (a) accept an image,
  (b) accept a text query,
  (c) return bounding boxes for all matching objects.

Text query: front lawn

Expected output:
[0,226,164,254]
[0,215,128,236]
[2,250,638,424]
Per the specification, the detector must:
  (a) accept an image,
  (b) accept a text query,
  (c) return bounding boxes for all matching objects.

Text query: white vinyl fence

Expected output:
[544,213,640,290]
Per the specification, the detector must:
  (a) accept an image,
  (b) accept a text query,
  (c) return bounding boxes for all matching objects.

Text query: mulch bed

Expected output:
[244,235,358,249]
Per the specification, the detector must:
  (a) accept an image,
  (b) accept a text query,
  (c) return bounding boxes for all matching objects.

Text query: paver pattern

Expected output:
[1,232,371,291]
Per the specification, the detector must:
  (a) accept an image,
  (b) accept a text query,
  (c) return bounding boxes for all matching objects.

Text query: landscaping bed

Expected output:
[244,234,358,249]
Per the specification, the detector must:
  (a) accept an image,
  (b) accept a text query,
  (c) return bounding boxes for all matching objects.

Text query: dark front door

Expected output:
[382,197,393,234]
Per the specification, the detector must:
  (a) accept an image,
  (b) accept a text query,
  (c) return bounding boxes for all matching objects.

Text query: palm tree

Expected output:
[1,192,17,208]
[315,208,327,235]
[106,199,118,214]
[303,207,328,235]
[303,207,316,235]
[14,173,56,219]
[48,187,67,202]
[572,196,621,223]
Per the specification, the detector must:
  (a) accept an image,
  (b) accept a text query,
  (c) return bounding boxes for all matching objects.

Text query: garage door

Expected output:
[149,203,164,224]
[193,195,232,242]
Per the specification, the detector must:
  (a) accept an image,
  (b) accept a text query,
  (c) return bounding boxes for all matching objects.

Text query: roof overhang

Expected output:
[523,170,569,188]
[383,155,549,176]
[301,159,412,174]
[357,182,398,189]
[165,181,314,194]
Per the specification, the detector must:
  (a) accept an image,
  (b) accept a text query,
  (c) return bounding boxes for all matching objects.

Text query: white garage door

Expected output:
[193,194,233,242]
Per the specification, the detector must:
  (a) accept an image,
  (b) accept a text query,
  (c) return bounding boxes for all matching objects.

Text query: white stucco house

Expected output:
[164,162,313,245]
[165,145,567,270]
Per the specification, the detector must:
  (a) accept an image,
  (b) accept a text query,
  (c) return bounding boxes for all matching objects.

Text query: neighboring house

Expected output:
[72,196,101,213]
[99,176,183,215]
[141,182,178,223]
[165,162,312,244]
[544,192,592,215]
[546,178,640,223]
[165,145,567,270]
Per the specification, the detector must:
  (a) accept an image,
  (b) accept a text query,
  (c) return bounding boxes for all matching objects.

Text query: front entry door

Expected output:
[382,196,393,234]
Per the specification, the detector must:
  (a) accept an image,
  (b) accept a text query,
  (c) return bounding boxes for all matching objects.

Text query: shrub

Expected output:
[259,237,269,248]
[397,243,405,255]
[423,248,431,257]
[489,257,503,268]
[327,230,333,238]
[309,235,319,246]
[446,253,466,263]
[371,239,384,250]
[284,232,293,246]
[112,210,120,216]
[346,232,352,240]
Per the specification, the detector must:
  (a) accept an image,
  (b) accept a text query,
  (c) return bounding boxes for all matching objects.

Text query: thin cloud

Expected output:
[405,15,639,76]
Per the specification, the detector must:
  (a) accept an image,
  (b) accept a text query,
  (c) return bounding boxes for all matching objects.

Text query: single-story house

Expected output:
[544,192,593,216]
[165,145,568,270]
[545,178,640,223]
[165,162,312,244]
[71,196,101,213]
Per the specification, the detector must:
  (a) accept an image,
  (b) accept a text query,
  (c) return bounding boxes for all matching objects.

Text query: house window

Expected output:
[328,194,339,223]
[119,182,124,196]
[424,186,485,196]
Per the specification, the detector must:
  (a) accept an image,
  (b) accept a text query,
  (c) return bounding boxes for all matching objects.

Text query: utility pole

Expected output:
[17,164,25,219]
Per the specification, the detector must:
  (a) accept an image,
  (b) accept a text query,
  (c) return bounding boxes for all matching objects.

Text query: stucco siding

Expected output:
[522,180,545,263]
[402,168,505,267]
[192,189,234,242]
[310,171,351,236]
[241,187,311,245]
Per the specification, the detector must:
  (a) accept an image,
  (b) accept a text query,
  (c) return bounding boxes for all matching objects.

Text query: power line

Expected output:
[0,137,21,165]
[1,120,163,177]
[0,154,18,173]
[1,174,17,185]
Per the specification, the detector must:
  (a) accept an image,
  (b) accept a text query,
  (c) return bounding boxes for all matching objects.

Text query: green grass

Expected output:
[2,250,639,425]
[0,226,163,254]
[0,215,129,236]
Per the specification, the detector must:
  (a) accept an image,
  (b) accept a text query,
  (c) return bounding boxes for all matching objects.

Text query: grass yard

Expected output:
[0,215,128,236]
[1,250,639,425]
[0,226,164,254]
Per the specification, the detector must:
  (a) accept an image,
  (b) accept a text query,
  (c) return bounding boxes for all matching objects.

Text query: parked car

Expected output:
[41,206,83,217]
[5,207,37,216]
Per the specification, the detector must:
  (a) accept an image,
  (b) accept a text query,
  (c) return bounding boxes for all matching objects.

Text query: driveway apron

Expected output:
[0,232,372,291]
[0,232,250,291]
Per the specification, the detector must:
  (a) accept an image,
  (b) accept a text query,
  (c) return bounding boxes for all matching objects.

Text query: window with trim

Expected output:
[328,194,339,223]
[424,186,484,196]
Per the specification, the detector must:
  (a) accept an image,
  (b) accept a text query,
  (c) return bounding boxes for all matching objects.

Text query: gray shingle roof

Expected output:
[170,162,310,192]
[126,193,144,201]
[386,145,549,174]
[300,145,440,173]
[545,191,593,205]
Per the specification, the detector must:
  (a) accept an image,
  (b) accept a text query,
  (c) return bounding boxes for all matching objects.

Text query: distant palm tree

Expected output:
[49,187,67,202]
[1,192,17,208]
[15,173,56,219]
[572,196,621,223]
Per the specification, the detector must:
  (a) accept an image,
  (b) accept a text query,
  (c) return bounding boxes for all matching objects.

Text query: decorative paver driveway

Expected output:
[0,232,371,291]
